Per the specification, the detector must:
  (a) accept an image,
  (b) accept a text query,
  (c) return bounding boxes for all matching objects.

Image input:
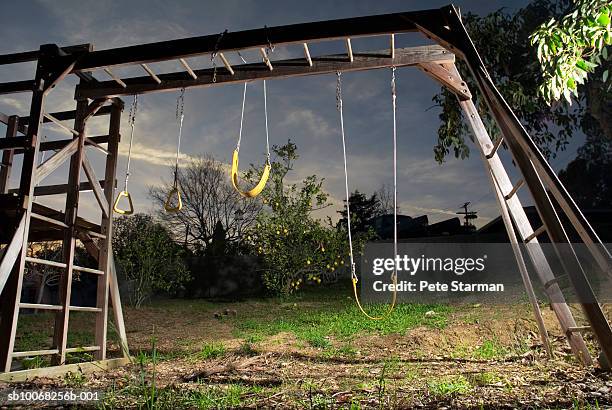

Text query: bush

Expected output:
[244,141,370,295]
[113,214,190,307]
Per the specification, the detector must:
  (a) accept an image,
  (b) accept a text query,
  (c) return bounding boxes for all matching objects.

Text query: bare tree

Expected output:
[149,155,261,251]
[376,183,399,215]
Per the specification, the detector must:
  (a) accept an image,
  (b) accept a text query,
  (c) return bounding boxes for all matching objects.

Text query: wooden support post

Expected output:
[94,101,122,360]
[0,44,72,372]
[0,116,18,193]
[52,98,88,366]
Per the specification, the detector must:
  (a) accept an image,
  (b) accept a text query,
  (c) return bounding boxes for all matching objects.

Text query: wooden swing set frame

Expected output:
[0,4,611,379]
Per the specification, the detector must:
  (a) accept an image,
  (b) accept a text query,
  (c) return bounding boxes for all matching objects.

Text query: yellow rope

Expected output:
[351,273,397,321]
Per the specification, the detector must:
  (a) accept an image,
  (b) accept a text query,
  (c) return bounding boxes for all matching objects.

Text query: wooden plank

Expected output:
[69,306,102,312]
[0,357,130,381]
[417,62,471,100]
[52,98,88,366]
[0,214,25,295]
[12,349,59,358]
[31,212,69,228]
[0,80,35,95]
[103,67,126,88]
[459,97,592,364]
[95,102,122,360]
[43,113,79,136]
[19,303,62,311]
[65,346,100,353]
[0,45,69,371]
[76,45,454,99]
[73,265,104,275]
[218,53,234,75]
[12,134,110,154]
[35,138,79,185]
[0,44,92,66]
[0,116,18,193]
[9,179,110,196]
[81,153,109,218]
[70,9,442,71]
[18,106,113,129]
[25,257,67,269]
[0,136,26,151]
[109,255,129,358]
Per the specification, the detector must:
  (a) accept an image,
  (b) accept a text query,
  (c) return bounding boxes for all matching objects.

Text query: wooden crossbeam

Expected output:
[35,138,79,185]
[43,113,79,136]
[0,214,25,296]
[8,179,109,196]
[81,154,109,218]
[0,80,35,95]
[69,9,441,72]
[76,45,454,99]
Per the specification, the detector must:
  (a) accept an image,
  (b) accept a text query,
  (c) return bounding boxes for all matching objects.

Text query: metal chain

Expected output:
[123,94,138,191]
[173,88,185,187]
[336,71,356,282]
[211,29,228,83]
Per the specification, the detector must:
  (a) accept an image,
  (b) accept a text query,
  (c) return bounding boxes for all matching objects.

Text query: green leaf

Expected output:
[604,69,609,82]
[597,12,610,26]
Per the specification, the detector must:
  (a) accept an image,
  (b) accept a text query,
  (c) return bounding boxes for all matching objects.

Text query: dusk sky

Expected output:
[0,0,583,228]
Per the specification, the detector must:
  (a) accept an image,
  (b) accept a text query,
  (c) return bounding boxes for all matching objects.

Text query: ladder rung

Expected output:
[19,303,62,311]
[504,178,525,200]
[69,305,102,313]
[30,212,69,228]
[65,346,100,354]
[524,225,546,243]
[567,326,592,333]
[73,265,104,275]
[12,349,59,358]
[25,256,67,269]
[486,137,504,159]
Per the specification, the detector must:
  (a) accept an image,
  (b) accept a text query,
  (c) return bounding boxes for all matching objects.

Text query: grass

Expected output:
[198,342,226,359]
[234,284,450,348]
[428,375,472,397]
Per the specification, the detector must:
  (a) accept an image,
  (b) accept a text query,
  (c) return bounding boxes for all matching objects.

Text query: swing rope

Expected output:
[337,70,398,321]
[231,79,271,198]
[164,88,185,212]
[113,94,137,215]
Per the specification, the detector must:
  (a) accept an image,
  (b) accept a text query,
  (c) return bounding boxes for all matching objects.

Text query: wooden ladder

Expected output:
[0,87,128,372]
[418,61,612,367]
